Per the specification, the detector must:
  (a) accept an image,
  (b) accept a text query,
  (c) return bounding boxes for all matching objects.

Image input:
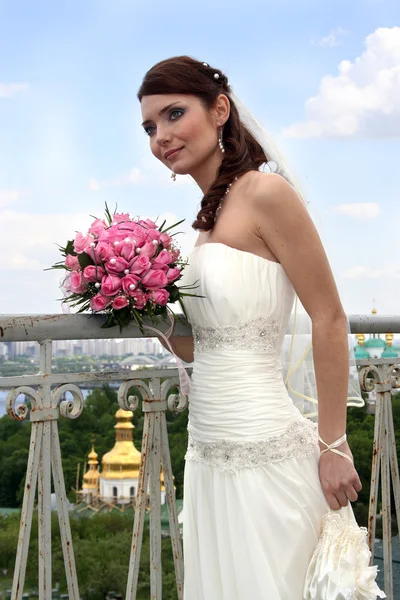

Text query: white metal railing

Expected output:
[0,313,399,599]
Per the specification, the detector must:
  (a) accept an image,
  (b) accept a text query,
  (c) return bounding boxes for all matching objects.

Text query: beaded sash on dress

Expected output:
[191,315,280,353]
[185,417,318,472]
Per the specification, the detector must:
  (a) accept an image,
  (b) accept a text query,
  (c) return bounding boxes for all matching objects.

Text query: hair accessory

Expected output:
[319,433,353,463]
[170,172,176,182]
[203,62,209,66]
[214,73,220,79]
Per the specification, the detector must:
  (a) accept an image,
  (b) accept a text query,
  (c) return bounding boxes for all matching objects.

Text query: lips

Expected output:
[165,147,183,160]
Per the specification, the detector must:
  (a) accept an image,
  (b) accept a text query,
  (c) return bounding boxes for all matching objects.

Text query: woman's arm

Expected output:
[251,172,362,509]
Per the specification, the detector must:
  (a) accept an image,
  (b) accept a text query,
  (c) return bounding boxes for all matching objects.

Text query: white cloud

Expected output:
[284,26,400,138]
[311,27,348,48]
[88,177,101,191]
[88,162,193,191]
[0,210,91,272]
[332,202,381,219]
[0,83,29,98]
[344,265,400,279]
[0,189,25,208]
[0,253,41,271]
[88,167,146,190]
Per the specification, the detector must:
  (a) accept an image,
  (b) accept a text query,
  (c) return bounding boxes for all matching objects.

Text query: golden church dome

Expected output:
[83,445,100,490]
[101,408,142,480]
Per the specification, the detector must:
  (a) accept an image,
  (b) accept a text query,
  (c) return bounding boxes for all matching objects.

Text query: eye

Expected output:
[144,108,185,137]
[170,108,184,120]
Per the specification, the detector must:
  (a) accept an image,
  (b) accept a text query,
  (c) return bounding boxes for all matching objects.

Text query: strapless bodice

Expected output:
[178,242,313,446]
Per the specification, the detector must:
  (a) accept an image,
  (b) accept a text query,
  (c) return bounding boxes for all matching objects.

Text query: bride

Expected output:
[138,56,385,599]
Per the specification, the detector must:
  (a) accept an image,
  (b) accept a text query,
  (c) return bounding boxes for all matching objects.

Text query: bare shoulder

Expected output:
[250,171,304,208]
[249,171,346,323]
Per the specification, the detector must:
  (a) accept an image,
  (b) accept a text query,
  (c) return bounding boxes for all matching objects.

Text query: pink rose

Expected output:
[138,218,158,230]
[159,232,173,246]
[131,289,147,309]
[111,295,129,310]
[118,241,136,262]
[69,271,87,294]
[169,247,180,262]
[105,256,129,274]
[93,242,115,263]
[150,289,170,306]
[152,249,171,267]
[112,212,130,224]
[141,269,168,290]
[101,274,122,296]
[106,225,127,247]
[166,267,181,283]
[117,221,137,232]
[121,274,140,296]
[97,227,110,242]
[65,255,80,270]
[73,232,93,254]
[88,218,107,237]
[138,241,157,258]
[145,228,161,243]
[83,265,106,282]
[128,255,151,275]
[90,293,111,312]
[129,224,148,245]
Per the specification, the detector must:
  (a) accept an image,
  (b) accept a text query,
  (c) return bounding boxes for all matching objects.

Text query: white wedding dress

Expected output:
[178,242,381,600]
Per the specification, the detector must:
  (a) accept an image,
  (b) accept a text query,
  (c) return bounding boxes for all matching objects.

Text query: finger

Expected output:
[326,492,341,511]
[345,485,359,502]
[335,490,349,508]
[353,475,362,493]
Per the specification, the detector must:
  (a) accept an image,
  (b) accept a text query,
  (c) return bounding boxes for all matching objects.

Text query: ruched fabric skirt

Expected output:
[182,446,330,600]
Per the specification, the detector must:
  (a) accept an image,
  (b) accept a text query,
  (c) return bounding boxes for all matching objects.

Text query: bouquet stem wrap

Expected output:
[143,311,192,398]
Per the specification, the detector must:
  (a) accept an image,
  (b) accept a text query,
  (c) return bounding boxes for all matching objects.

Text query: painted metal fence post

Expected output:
[118,376,187,600]
[5,339,82,600]
[359,361,400,600]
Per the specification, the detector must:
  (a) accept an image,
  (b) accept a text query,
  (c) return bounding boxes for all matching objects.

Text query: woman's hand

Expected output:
[318,440,363,510]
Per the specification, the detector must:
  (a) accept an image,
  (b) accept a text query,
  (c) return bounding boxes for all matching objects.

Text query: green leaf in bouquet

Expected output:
[43,263,68,271]
[104,201,117,226]
[167,284,181,303]
[168,229,185,239]
[161,218,186,234]
[76,303,91,313]
[65,240,77,256]
[179,291,206,298]
[78,252,95,270]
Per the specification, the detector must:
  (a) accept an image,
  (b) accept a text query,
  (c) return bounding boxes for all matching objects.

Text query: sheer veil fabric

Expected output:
[228,90,364,420]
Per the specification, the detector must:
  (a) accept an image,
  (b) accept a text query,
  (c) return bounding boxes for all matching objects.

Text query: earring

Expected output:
[171,172,176,181]
[218,127,225,153]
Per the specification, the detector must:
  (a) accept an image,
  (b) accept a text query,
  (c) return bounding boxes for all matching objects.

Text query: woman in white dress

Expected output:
[138,56,385,599]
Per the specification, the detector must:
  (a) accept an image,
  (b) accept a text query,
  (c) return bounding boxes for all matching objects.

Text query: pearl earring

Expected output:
[218,127,225,153]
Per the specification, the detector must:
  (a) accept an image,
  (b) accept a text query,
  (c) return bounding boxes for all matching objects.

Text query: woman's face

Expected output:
[140,94,221,176]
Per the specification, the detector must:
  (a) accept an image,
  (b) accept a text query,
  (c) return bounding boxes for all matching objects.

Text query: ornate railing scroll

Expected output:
[118,377,187,600]
[358,359,400,600]
[5,339,83,600]
[1,313,400,598]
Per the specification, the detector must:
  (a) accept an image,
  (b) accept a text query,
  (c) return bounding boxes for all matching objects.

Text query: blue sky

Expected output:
[0,0,399,318]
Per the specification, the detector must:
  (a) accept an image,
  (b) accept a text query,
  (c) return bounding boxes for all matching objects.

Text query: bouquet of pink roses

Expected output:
[47,203,197,336]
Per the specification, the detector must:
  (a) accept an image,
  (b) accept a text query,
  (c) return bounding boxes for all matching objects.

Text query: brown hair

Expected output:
[137,55,269,232]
